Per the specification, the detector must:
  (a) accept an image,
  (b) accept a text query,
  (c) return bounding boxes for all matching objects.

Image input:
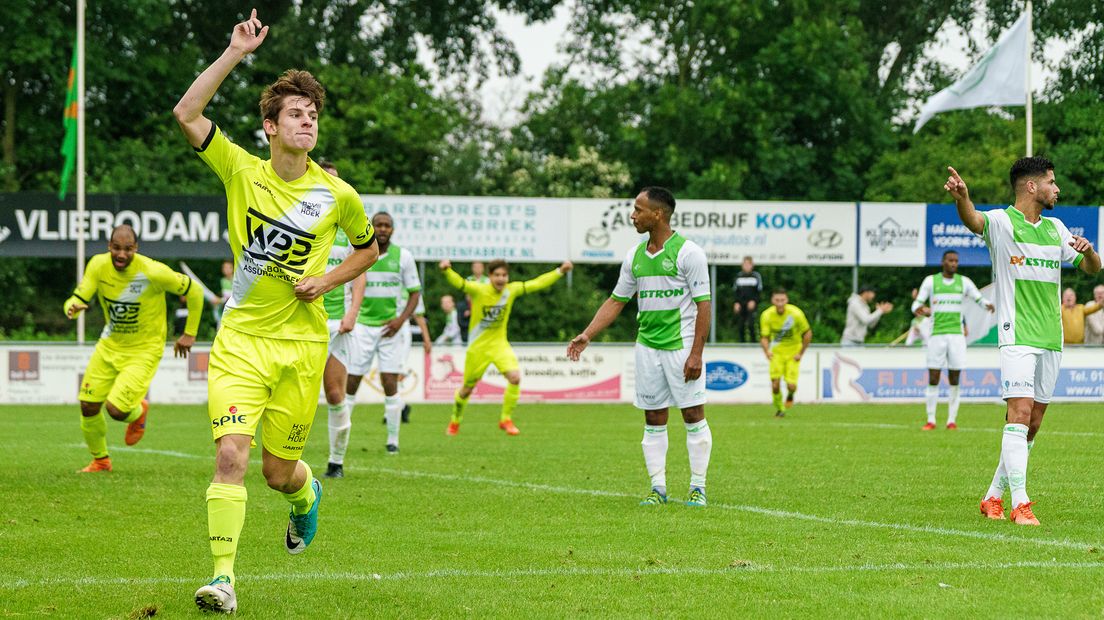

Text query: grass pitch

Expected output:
[4,401,1104,618]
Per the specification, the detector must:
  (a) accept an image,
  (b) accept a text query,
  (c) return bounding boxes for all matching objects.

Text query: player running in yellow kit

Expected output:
[64,224,203,473]
[174,9,378,613]
[440,258,572,436]
[759,288,812,417]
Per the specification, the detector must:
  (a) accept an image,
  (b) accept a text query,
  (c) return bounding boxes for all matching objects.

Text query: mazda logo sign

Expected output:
[808,229,842,248]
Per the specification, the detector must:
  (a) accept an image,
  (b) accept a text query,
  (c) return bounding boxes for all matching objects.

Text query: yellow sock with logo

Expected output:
[206,483,247,584]
[80,413,108,458]
[451,391,469,424]
[501,384,520,422]
[283,462,316,516]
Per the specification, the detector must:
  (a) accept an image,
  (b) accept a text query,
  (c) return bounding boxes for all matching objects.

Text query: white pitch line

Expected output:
[65,446,1101,552]
[743,420,1104,439]
[364,466,1100,552]
[5,560,1104,590]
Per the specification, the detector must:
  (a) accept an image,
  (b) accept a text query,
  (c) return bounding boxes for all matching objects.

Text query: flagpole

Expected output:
[76,0,86,344]
[1025,0,1033,156]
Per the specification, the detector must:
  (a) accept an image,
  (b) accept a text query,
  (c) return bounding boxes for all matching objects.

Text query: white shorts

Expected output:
[633,343,707,410]
[347,323,409,375]
[1000,345,1061,403]
[326,319,359,369]
[926,333,967,370]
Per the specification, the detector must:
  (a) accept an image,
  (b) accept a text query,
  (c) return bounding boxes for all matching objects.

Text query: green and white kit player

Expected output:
[911,249,993,430]
[343,211,421,455]
[569,187,713,507]
[945,158,1100,526]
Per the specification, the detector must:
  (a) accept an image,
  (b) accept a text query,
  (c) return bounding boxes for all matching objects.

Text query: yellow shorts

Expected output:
[80,341,162,412]
[207,327,327,460]
[769,349,801,385]
[463,340,518,386]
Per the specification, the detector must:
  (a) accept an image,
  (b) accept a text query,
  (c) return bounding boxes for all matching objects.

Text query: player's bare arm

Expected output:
[760,336,772,361]
[295,243,379,302]
[567,298,626,361]
[1070,235,1102,274]
[684,299,710,382]
[944,166,984,235]
[173,9,269,147]
[795,329,812,361]
[339,273,365,334]
[382,291,420,338]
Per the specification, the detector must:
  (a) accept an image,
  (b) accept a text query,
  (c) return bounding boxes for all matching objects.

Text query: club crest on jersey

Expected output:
[661,257,675,272]
[243,207,316,275]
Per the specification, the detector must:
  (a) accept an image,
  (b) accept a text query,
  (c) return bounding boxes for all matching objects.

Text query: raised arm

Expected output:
[520,262,571,296]
[173,9,269,147]
[944,166,985,235]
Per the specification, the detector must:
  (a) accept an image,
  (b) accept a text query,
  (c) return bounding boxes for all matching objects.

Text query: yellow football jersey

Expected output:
[759,303,810,351]
[195,126,374,342]
[66,252,202,349]
[443,267,562,346]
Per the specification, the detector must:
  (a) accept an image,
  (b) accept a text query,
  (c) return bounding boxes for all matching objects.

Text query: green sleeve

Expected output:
[519,268,563,296]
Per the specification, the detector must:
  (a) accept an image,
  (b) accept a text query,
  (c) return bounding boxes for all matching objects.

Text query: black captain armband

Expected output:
[193,124,217,153]
[352,231,376,250]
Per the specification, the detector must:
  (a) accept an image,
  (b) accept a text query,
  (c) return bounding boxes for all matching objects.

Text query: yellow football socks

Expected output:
[206,482,247,584]
[80,413,108,458]
[451,391,469,424]
[283,462,316,516]
[122,402,143,423]
[501,383,520,422]
[772,391,784,411]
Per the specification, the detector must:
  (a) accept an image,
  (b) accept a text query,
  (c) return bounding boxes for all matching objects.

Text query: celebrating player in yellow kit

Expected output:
[64,224,203,473]
[174,9,378,613]
[439,258,572,436]
[759,288,812,417]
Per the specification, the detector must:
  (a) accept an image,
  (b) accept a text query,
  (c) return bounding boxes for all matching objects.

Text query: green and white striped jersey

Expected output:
[912,273,988,336]
[611,232,711,351]
[982,206,1084,351]
[357,245,421,327]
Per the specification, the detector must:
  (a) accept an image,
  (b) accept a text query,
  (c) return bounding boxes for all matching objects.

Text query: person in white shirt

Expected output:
[841,285,893,345]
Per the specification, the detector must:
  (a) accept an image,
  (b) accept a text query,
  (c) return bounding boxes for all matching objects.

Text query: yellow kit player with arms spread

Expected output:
[64,224,203,473]
[440,258,572,436]
[174,9,378,613]
[759,288,812,417]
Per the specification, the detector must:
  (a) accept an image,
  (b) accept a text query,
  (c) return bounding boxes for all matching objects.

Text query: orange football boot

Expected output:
[499,419,520,436]
[1010,501,1040,526]
[979,496,1005,520]
[124,399,149,446]
[79,456,112,473]
[921,422,936,431]
[446,421,460,436]
[946,422,958,430]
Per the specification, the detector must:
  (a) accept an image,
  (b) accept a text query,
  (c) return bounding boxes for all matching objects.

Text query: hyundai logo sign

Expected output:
[705,361,748,391]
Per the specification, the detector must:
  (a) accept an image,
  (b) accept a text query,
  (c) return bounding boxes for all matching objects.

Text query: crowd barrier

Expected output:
[3,343,1101,405]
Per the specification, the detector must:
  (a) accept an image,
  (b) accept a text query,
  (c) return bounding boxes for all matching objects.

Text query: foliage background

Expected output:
[1,0,1102,342]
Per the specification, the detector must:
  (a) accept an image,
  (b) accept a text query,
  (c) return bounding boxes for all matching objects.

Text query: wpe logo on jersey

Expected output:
[705,361,748,391]
[243,207,316,275]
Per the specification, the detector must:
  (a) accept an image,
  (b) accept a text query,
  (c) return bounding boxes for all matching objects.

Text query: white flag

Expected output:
[914,13,1029,133]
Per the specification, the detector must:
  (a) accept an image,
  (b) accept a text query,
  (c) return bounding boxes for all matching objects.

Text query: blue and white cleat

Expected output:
[285,478,322,555]
[195,575,236,614]
[685,487,707,507]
